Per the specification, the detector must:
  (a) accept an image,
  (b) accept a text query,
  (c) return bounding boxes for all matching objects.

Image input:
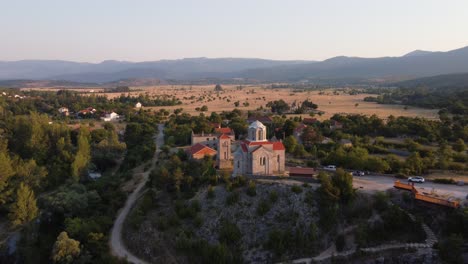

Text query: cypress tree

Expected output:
[9,183,38,227]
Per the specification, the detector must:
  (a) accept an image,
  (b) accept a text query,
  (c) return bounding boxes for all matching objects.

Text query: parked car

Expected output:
[352,171,365,176]
[408,176,425,183]
[324,165,337,171]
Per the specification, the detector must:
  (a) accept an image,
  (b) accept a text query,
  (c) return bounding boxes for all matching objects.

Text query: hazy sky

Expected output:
[1,0,467,62]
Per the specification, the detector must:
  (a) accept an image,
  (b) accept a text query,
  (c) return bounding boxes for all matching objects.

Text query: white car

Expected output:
[324,165,337,171]
[408,176,425,183]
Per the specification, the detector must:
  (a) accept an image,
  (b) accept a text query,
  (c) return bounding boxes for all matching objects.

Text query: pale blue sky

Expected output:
[1,0,467,62]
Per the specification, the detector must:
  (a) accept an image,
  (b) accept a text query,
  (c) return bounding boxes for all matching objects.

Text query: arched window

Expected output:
[277,155,280,163]
[250,128,255,140]
[237,161,240,168]
[258,128,263,140]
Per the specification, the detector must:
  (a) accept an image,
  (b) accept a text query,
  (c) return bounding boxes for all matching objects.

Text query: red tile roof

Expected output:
[187,143,217,156]
[239,140,285,151]
[210,122,221,128]
[294,124,307,132]
[303,118,318,124]
[215,127,233,134]
[272,141,285,150]
[219,134,231,139]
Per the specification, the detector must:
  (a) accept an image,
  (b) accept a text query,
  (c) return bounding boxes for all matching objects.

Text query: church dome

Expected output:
[248,120,266,129]
[248,120,267,141]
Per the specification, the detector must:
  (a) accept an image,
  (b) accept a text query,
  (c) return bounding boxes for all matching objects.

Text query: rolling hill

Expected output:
[1,46,468,84]
[391,72,468,90]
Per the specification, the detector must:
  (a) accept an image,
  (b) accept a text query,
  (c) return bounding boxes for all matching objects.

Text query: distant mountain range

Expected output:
[1,46,468,85]
[0,58,311,83]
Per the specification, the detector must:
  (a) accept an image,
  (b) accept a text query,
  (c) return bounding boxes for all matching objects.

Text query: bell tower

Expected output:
[217,134,232,169]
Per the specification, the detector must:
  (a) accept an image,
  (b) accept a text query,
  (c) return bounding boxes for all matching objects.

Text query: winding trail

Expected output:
[109,124,164,264]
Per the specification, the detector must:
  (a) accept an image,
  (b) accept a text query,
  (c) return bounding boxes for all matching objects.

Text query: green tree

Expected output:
[282,119,297,137]
[173,167,183,193]
[71,128,91,181]
[9,183,38,227]
[405,152,424,175]
[0,151,15,203]
[214,84,223,91]
[14,159,47,191]
[283,135,298,153]
[453,139,466,152]
[266,99,290,114]
[332,168,355,204]
[51,231,81,264]
[317,172,340,230]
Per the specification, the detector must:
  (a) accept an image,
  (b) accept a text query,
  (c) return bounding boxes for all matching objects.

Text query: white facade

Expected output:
[101,112,120,122]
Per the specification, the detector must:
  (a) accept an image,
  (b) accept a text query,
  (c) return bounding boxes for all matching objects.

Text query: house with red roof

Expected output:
[233,120,286,176]
[293,123,308,143]
[187,143,217,160]
[191,127,235,149]
[330,120,343,130]
[302,118,318,125]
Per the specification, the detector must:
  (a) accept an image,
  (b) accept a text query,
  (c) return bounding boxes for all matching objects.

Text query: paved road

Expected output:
[109,124,164,264]
[353,174,468,200]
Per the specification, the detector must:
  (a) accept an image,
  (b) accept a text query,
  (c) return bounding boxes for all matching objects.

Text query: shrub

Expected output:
[395,173,408,179]
[128,209,144,229]
[233,175,247,188]
[194,215,203,228]
[225,192,240,206]
[438,234,463,264]
[175,200,197,219]
[304,190,315,206]
[257,199,271,216]
[156,217,169,231]
[307,160,319,167]
[402,192,412,203]
[207,185,215,199]
[246,180,256,196]
[269,190,279,203]
[219,220,242,245]
[168,214,180,227]
[433,178,455,184]
[448,162,465,171]
[291,185,303,194]
[373,191,389,212]
[265,229,293,257]
[191,200,201,212]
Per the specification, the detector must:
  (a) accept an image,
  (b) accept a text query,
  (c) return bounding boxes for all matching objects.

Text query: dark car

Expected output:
[352,171,365,176]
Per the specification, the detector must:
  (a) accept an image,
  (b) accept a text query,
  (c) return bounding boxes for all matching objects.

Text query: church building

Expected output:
[233,120,286,176]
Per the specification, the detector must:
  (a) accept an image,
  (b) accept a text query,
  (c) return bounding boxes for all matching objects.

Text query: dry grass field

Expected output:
[24,85,439,120]
[132,85,438,120]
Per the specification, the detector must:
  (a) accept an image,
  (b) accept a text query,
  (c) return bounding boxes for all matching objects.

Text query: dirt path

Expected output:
[109,124,165,264]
